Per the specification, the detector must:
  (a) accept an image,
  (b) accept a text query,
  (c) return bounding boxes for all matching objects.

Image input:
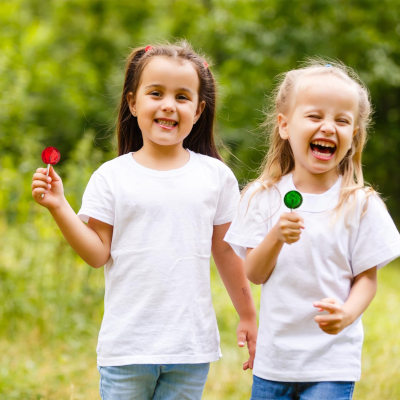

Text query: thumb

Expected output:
[48,166,61,181]
[237,331,246,347]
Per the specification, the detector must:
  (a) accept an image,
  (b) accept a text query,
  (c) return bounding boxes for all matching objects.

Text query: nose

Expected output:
[320,120,335,135]
[161,96,176,113]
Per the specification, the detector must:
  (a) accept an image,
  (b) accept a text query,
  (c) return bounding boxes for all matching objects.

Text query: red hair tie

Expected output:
[145,45,153,52]
[203,61,209,68]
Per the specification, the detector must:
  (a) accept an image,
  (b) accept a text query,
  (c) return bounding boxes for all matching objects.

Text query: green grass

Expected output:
[0,220,399,399]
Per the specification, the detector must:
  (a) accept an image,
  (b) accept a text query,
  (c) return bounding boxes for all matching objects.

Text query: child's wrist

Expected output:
[48,196,69,214]
[271,223,285,244]
[239,310,257,320]
[342,305,355,327]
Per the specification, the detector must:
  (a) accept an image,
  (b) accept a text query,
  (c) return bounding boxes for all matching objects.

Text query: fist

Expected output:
[275,212,305,244]
[32,166,64,210]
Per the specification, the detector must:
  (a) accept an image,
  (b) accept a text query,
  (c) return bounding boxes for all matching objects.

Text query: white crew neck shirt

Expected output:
[78,150,240,366]
[225,174,400,382]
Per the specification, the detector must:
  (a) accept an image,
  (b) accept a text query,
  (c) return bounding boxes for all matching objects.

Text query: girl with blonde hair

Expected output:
[225,59,400,399]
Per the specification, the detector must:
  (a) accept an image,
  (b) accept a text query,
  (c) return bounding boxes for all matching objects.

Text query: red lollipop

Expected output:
[42,146,61,165]
[41,146,61,198]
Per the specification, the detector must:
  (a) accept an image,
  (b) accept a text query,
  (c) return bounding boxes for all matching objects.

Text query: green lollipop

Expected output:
[284,190,303,211]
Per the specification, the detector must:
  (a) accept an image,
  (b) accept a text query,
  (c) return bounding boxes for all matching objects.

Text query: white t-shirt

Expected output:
[78,150,240,366]
[224,174,400,382]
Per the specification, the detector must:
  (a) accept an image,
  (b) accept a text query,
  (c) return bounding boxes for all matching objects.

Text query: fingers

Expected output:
[313,301,340,314]
[278,212,305,244]
[319,297,337,303]
[32,168,55,201]
[32,173,52,194]
[32,186,48,199]
[247,341,256,370]
[282,212,305,227]
[237,331,246,348]
[48,166,61,181]
[313,297,346,335]
[314,314,337,324]
[237,330,256,371]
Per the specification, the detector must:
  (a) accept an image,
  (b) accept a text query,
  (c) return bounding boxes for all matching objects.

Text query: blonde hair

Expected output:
[246,57,379,219]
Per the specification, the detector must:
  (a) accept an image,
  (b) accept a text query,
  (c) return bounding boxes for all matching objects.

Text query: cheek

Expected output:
[180,105,196,121]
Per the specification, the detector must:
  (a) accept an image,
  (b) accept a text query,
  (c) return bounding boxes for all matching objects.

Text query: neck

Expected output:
[292,168,340,194]
[133,140,189,171]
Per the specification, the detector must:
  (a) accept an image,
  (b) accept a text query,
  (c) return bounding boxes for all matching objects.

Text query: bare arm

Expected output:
[245,212,304,284]
[212,222,257,370]
[32,166,113,268]
[314,267,377,334]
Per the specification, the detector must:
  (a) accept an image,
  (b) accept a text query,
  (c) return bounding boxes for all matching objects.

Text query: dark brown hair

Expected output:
[117,40,221,160]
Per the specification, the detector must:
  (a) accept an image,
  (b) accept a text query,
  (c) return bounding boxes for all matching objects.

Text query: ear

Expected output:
[278,113,290,140]
[193,100,206,123]
[127,92,137,116]
[353,126,359,138]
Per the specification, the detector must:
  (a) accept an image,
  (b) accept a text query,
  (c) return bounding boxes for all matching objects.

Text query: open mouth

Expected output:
[155,119,178,128]
[310,140,337,158]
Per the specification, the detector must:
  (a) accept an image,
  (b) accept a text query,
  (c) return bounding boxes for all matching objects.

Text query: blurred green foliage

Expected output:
[1,0,400,221]
[1,0,400,398]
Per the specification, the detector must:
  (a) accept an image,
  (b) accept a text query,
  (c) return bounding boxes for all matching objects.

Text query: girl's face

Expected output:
[127,56,205,149]
[278,74,359,182]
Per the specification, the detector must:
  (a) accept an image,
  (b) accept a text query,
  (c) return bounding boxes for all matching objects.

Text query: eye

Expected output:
[308,115,321,120]
[177,94,189,100]
[150,91,162,97]
[337,119,350,124]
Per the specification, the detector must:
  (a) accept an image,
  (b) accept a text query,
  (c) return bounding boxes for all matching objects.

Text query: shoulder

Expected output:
[353,187,385,210]
[191,151,237,183]
[344,187,390,226]
[93,153,131,177]
[242,177,284,200]
[240,179,282,213]
[192,151,231,171]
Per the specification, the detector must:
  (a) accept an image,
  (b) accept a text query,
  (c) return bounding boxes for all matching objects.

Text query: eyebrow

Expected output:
[144,84,195,95]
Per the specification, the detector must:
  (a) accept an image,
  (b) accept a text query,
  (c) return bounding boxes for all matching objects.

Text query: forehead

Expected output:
[292,74,359,114]
[140,56,200,92]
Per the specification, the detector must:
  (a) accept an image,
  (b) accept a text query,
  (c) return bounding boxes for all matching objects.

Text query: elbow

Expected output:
[245,263,267,285]
[247,275,266,285]
[88,254,110,269]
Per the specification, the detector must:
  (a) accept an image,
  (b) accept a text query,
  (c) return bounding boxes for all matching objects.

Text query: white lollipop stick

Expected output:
[41,163,50,198]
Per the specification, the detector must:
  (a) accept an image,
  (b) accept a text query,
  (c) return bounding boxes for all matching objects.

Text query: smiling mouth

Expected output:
[155,119,178,127]
[310,140,337,158]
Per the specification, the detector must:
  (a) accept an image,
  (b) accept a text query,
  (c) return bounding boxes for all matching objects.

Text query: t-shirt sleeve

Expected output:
[351,194,400,276]
[213,166,240,225]
[224,183,270,259]
[77,168,115,226]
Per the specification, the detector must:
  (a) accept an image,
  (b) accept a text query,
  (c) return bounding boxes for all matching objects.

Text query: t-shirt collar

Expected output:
[281,173,342,213]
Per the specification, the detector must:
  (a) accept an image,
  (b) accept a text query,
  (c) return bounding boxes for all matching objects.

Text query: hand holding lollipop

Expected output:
[32,147,63,207]
[41,147,61,198]
[274,190,305,244]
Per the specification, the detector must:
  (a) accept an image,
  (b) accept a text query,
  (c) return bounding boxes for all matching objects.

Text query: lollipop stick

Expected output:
[41,164,50,198]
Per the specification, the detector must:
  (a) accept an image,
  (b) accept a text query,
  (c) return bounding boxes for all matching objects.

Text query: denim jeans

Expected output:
[98,363,210,400]
[251,375,355,400]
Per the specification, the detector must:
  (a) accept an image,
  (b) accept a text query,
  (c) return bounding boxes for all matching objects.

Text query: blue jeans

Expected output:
[98,363,210,400]
[251,375,355,400]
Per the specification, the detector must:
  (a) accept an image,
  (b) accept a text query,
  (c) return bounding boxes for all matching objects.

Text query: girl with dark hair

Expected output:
[32,41,257,399]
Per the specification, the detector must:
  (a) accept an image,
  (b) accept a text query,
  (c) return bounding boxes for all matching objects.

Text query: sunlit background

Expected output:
[1,0,399,398]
